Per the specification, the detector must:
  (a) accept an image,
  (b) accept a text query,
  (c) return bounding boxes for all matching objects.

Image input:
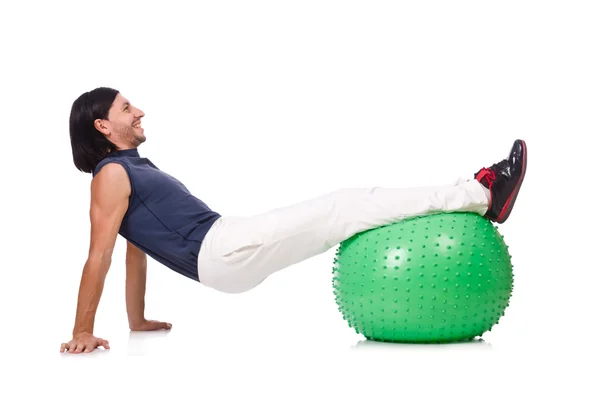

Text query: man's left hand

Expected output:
[130,320,172,331]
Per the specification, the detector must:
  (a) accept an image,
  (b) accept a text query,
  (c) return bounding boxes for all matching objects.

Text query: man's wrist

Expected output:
[72,329,93,337]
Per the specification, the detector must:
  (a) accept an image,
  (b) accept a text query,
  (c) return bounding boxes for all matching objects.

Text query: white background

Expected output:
[1,0,598,395]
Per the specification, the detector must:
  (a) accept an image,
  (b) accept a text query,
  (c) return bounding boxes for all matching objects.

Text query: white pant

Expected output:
[196,178,490,293]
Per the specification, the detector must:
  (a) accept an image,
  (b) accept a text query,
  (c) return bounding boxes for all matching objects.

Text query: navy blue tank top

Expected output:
[92,148,221,282]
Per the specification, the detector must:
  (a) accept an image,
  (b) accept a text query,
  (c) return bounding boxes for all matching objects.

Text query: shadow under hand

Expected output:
[59,347,111,358]
[128,329,172,356]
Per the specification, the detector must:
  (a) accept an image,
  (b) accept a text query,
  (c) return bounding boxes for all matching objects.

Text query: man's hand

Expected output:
[130,319,172,332]
[60,332,110,354]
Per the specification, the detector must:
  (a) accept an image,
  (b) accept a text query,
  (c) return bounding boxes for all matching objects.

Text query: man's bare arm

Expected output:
[61,163,130,353]
[125,241,172,332]
[125,240,147,329]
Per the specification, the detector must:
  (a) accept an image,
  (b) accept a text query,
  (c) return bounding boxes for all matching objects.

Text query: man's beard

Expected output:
[116,125,146,145]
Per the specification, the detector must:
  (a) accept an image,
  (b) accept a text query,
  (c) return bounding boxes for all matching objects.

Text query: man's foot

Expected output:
[474,139,527,223]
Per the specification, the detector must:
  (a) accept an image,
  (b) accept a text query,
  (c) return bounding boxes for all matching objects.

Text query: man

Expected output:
[61,87,527,354]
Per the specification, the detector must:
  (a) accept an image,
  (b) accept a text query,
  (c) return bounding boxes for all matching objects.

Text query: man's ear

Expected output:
[94,119,109,136]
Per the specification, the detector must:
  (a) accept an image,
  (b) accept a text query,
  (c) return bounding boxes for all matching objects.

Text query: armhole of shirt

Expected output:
[94,159,136,213]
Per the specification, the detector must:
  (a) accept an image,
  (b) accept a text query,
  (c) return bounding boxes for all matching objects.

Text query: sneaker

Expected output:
[475,139,527,223]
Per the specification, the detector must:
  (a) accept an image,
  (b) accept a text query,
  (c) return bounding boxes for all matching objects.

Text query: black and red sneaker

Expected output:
[475,139,527,223]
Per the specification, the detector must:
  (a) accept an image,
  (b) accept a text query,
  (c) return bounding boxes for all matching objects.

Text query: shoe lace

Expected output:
[482,158,508,185]
[482,169,497,186]
[475,167,497,188]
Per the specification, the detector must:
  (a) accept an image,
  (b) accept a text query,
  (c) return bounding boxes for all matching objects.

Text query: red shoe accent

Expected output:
[475,168,496,189]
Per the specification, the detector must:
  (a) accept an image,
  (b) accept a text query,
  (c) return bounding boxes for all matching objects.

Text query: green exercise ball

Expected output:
[332,212,513,343]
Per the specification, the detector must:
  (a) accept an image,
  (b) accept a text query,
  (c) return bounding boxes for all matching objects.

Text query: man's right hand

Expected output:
[60,332,110,354]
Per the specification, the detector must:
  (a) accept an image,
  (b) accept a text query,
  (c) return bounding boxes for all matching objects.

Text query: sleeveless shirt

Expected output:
[92,148,221,282]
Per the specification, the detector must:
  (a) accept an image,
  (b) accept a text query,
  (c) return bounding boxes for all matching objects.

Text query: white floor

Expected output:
[2,1,598,395]
[6,247,598,395]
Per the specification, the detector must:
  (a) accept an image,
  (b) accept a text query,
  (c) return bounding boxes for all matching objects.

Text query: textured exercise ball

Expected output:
[332,212,513,343]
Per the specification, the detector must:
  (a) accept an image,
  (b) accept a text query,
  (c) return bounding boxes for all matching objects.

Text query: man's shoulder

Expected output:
[91,162,132,201]
[95,161,127,175]
[93,157,126,175]
[92,162,129,185]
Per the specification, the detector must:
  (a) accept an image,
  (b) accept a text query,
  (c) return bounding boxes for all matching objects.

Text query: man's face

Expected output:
[97,93,146,149]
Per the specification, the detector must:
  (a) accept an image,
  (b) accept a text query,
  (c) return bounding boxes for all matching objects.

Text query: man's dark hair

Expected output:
[69,87,120,174]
